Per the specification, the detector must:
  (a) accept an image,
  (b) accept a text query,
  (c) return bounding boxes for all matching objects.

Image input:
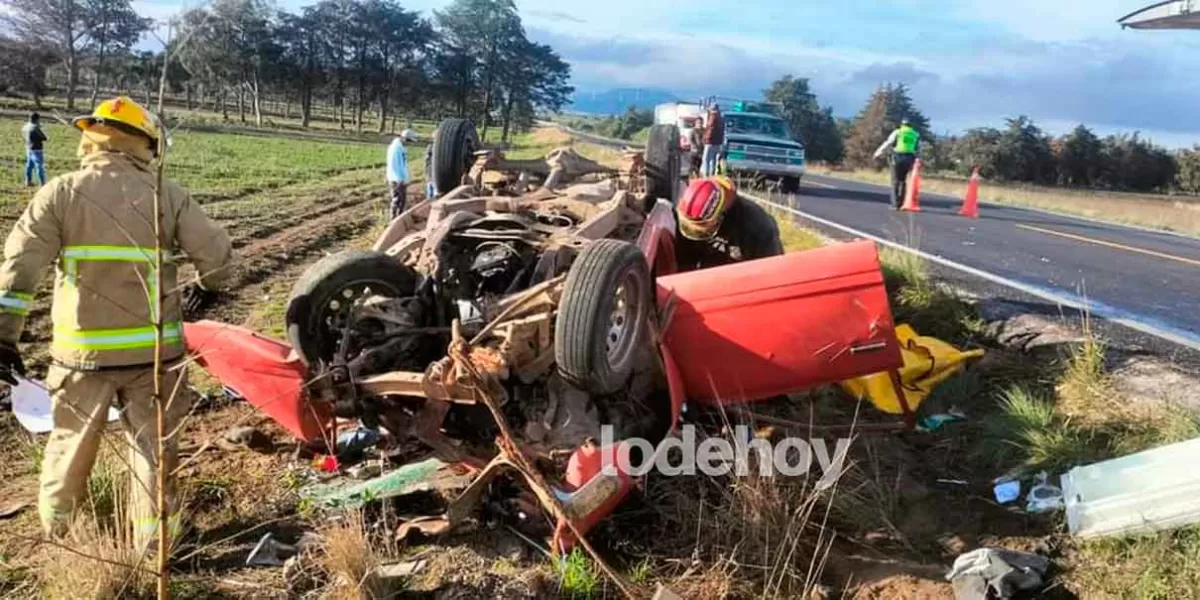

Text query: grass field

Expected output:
[0,117,402,211]
[814,166,1200,237]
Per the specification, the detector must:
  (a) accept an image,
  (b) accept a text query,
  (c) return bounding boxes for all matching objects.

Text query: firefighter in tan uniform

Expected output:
[0,97,232,549]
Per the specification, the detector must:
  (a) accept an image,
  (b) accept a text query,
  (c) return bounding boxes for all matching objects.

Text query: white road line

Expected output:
[747,193,1200,352]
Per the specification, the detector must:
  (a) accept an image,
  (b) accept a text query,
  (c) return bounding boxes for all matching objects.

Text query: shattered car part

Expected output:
[185,118,907,554]
[301,457,472,509]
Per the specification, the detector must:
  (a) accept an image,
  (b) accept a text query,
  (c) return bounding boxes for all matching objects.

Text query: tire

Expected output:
[644,124,681,206]
[431,118,479,194]
[555,240,652,395]
[286,251,419,366]
[781,176,800,194]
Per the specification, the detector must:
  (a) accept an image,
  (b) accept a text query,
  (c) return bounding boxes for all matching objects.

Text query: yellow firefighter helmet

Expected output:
[72,96,161,144]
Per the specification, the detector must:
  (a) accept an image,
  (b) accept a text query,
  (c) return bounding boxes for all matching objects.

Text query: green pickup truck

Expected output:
[722,104,806,193]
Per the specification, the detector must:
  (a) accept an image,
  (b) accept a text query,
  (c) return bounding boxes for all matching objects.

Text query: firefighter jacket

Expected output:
[0,150,232,369]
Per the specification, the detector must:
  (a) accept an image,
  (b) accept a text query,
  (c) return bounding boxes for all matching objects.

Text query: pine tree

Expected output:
[843,83,930,168]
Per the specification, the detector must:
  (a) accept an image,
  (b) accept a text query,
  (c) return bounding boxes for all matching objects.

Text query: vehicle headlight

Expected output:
[787,149,802,158]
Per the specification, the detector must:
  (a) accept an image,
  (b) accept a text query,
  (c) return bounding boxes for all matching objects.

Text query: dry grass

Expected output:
[638,420,837,599]
[36,456,155,600]
[814,166,1200,237]
[38,515,155,600]
[1068,528,1200,598]
[317,510,389,599]
[1056,325,1118,423]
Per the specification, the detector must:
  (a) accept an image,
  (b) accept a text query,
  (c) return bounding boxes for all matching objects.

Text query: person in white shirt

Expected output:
[386,129,419,219]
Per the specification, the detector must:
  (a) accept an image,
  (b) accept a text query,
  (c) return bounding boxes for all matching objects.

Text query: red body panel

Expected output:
[636,200,678,277]
[184,321,331,442]
[656,240,901,404]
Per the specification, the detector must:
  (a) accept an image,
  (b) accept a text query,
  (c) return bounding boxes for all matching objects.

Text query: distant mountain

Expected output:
[568,88,680,115]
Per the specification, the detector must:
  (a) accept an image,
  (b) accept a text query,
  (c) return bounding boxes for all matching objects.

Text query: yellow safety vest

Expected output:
[894,126,919,154]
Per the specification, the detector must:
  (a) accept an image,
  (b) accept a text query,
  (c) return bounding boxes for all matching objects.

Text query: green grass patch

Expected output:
[0,116,390,211]
[559,549,601,599]
[1069,527,1200,599]
[769,211,827,252]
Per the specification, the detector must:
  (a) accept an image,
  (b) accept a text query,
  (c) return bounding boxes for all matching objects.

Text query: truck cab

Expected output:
[722,107,806,193]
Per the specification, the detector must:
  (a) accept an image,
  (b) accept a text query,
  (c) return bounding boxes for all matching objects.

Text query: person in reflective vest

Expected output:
[0,96,232,550]
[873,118,922,209]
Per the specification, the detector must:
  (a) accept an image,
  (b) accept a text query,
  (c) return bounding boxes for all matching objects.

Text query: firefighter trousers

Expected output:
[38,362,190,550]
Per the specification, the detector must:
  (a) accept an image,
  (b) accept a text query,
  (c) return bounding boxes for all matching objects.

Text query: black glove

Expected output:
[182,284,217,317]
[0,342,25,386]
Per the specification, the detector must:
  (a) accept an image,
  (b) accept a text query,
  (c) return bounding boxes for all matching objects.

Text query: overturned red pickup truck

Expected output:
[185,120,903,549]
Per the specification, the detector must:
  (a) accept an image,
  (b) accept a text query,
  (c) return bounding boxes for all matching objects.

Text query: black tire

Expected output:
[555,240,652,395]
[645,124,681,206]
[431,118,479,194]
[286,251,419,366]
[781,175,800,194]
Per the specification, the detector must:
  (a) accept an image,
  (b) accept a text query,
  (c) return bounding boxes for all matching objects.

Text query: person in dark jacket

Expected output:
[701,105,725,177]
[674,176,783,271]
[22,113,48,187]
[873,118,921,209]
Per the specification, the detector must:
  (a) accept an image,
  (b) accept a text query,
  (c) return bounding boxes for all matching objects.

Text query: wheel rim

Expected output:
[604,265,648,371]
[318,281,399,363]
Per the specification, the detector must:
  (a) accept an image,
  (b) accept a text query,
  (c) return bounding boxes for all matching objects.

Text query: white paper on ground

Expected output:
[10,376,120,433]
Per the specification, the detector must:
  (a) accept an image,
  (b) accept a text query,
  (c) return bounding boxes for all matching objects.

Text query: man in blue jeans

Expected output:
[386,129,418,219]
[701,104,725,177]
[22,113,48,187]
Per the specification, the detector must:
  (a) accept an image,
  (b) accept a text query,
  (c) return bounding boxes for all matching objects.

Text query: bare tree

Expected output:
[84,0,148,108]
[1,0,91,109]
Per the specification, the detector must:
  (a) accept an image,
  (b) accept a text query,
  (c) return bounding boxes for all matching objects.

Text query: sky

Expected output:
[132,0,1200,147]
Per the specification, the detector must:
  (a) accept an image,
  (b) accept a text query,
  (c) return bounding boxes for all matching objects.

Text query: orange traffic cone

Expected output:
[900,159,922,211]
[960,167,980,218]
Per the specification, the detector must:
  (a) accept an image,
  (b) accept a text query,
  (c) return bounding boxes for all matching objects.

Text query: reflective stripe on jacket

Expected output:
[894,126,919,154]
[0,151,232,369]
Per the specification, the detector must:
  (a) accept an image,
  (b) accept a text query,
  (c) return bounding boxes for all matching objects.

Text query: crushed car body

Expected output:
[184,119,904,550]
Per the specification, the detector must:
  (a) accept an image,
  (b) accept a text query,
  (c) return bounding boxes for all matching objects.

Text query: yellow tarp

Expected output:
[841,324,985,415]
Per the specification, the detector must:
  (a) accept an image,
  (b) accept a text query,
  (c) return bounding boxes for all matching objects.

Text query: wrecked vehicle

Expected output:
[185,118,906,549]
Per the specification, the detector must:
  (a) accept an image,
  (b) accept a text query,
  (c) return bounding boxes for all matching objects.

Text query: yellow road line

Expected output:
[1016,223,1200,268]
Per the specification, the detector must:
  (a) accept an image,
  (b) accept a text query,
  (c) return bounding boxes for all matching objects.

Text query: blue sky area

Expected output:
[133,0,1200,146]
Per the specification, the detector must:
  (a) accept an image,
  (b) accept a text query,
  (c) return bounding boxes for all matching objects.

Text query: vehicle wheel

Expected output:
[286,251,419,366]
[781,176,800,194]
[644,124,681,207]
[432,118,479,194]
[555,239,652,395]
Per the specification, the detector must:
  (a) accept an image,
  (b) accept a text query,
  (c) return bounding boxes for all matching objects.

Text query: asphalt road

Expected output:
[751,174,1200,355]
[552,124,1200,357]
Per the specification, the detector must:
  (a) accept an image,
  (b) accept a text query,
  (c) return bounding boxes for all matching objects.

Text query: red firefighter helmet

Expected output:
[677,176,736,240]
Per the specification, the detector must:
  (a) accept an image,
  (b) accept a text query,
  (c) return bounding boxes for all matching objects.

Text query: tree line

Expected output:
[0,0,573,142]
[762,77,1200,195]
